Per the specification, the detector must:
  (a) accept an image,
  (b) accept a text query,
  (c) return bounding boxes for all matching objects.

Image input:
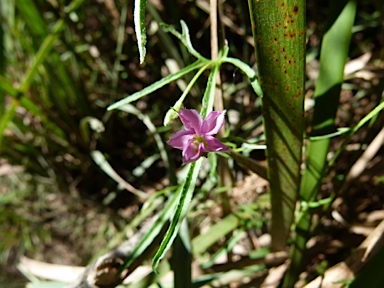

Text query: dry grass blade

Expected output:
[18,257,83,283]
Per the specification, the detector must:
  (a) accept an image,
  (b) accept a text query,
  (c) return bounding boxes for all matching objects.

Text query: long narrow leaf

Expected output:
[119,189,180,272]
[329,99,384,167]
[15,0,47,37]
[248,0,305,250]
[152,158,202,272]
[134,0,147,64]
[19,19,65,93]
[200,63,219,118]
[161,20,205,60]
[285,1,357,286]
[0,75,19,97]
[107,59,208,110]
[18,0,86,93]
[0,99,17,152]
[192,214,240,255]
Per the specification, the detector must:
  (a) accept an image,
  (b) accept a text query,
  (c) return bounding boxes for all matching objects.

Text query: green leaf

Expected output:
[119,189,180,272]
[193,214,240,255]
[309,127,351,141]
[286,1,357,286]
[19,19,66,93]
[301,0,357,197]
[65,0,87,13]
[0,99,17,152]
[107,59,208,111]
[161,20,205,60]
[134,0,147,64]
[152,158,203,272]
[248,0,305,251]
[200,63,220,118]
[0,75,19,97]
[15,0,47,37]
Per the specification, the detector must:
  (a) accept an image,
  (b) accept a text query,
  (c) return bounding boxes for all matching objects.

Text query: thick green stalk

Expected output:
[248,0,305,250]
[285,1,357,286]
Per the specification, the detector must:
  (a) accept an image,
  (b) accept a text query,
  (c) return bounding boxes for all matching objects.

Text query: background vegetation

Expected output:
[1,0,384,287]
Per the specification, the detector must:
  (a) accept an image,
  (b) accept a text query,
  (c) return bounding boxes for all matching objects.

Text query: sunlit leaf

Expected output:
[107,59,208,111]
[134,0,147,64]
[152,158,202,272]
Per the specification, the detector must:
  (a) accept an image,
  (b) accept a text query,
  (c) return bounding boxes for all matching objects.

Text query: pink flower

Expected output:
[168,108,229,163]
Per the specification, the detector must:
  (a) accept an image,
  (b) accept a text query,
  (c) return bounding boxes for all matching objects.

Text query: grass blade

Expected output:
[15,0,47,37]
[200,62,219,118]
[161,20,205,60]
[0,75,19,97]
[329,99,384,168]
[152,158,203,272]
[192,213,240,255]
[107,59,208,111]
[18,0,86,93]
[285,1,357,286]
[134,0,147,64]
[118,189,180,272]
[248,0,305,250]
[0,99,17,152]
[19,19,65,93]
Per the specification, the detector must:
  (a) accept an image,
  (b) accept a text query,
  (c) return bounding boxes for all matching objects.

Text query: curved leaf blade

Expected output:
[107,59,207,111]
[161,20,205,60]
[134,0,147,64]
[152,159,203,272]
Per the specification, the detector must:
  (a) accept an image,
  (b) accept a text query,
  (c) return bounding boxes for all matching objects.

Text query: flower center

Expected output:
[191,135,207,151]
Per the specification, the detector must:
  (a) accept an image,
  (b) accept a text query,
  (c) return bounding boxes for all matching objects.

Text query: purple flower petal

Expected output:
[182,138,203,163]
[168,108,229,163]
[201,110,226,135]
[167,130,194,150]
[203,135,229,152]
[179,109,203,134]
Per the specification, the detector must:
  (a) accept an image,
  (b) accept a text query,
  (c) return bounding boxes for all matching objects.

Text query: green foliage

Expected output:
[248,0,305,250]
[134,0,148,64]
[285,1,357,286]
